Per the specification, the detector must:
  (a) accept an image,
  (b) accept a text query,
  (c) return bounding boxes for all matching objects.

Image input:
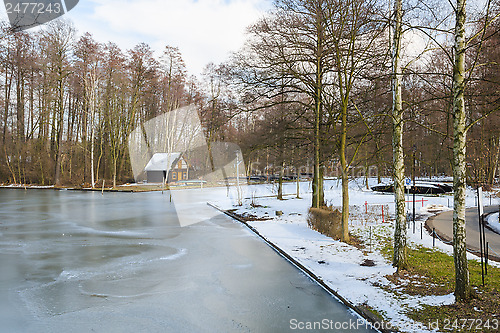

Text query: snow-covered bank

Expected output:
[209,179,500,333]
[0,184,55,189]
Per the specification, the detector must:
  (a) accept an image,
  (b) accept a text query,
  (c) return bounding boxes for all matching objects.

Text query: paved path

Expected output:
[426,206,500,261]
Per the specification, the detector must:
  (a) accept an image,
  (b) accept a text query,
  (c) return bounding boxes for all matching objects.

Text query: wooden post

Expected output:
[433,228,435,248]
[369,226,372,252]
[478,187,485,287]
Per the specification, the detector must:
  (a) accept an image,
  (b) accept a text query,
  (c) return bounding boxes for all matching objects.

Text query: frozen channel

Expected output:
[0,188,374,332]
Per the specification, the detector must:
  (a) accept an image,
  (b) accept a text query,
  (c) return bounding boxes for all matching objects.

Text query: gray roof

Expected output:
[144,153,182,172]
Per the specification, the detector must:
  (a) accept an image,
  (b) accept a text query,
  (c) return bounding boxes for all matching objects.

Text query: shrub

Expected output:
[307,207,342,240]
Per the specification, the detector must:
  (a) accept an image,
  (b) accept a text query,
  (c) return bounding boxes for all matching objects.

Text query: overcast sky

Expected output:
[1,0,491,76]
[1,0,271,76]
[68,0,272,76]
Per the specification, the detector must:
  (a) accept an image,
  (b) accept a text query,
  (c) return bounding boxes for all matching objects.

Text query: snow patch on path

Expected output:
[487,212,500,235]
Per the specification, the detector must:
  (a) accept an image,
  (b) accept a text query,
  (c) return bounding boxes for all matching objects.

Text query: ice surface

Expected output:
[0,188,373,332]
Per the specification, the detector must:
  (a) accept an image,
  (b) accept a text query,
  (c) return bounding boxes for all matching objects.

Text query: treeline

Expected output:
[0,20,235,187]
[231,0,500,189]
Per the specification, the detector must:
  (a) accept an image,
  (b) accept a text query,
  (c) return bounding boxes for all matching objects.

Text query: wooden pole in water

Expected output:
[102,179,105,195]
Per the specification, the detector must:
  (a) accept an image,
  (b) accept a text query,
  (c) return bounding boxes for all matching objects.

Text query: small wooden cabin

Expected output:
[144,153,190,183]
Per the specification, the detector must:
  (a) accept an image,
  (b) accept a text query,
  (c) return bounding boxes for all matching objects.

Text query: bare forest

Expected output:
[1,0,499,192]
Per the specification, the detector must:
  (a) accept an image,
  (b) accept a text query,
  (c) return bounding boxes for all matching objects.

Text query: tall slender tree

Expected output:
[452,0,472,302]
[236,0,330,208]
[326,0,386,242]
[39,20,75,186]
[392,0,408,271]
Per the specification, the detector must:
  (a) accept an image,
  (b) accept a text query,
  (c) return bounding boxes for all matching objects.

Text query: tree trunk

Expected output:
[3,68,12,144]
[392,0,408,271]
[365,154,369,190]
[340,102,350,242]
[312,2,324,209]
[312,91,322,207]
[16,72,25,143]
[113,155,118,188]
[296,166,300,198]
[54,78,64,187]
[91,123,95,187]
[489,137,499,184]
[278,160,284,200]
[452,0,472,302]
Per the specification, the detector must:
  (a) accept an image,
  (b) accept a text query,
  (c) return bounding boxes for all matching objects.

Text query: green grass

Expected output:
[358,225,500,332]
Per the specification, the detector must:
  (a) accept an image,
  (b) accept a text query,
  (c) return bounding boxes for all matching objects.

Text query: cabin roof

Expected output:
[144,153,182,172]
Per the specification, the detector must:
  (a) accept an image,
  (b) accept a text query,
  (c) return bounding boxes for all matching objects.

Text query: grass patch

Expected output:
[413,295,500,332]
[359,303,388,322]
[383,242,500,297]
[385,247,455,297]
[354,225,500,331]
[346,233,365,250]
[407,256,500,332]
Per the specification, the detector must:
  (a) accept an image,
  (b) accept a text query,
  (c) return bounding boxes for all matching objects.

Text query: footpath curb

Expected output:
[207,202,396,333]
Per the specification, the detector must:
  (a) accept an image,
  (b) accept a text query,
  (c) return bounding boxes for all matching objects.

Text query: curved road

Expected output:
[426,206,500,261]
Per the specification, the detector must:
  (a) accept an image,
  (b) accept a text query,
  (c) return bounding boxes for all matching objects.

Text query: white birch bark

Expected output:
[392,0,408,271]
[452,0,472,302]
[85,69,98,188]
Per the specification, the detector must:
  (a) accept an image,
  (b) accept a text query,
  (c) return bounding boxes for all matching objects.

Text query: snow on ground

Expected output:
[208,178,500,332]
[487,212,500,235]
[0,184,55,189]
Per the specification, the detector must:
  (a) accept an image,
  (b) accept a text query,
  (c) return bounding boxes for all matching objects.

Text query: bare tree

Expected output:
[452,0,472,302]
[235,0,333,208]
[39,20,75,186]
[392,0,408,271]
[325,0,387,242]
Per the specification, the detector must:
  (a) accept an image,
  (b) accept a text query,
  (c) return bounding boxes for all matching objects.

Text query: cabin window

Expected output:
[182,172,187,180]
[172,172,177,180]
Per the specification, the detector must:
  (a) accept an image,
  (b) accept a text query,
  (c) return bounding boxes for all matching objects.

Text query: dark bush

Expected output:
[307,207,342,240]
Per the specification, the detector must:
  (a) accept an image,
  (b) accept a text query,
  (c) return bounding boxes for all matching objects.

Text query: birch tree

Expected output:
[452,0,472,302]
[84,66,100,188]
[392,0,408,271]
[75,33,102,187]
